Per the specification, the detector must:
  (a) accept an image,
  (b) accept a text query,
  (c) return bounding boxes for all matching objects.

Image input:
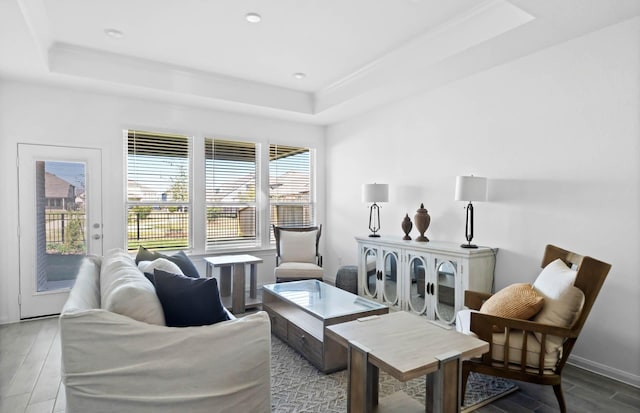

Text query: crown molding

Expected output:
[48,43,314,115]
[313,0,534,114]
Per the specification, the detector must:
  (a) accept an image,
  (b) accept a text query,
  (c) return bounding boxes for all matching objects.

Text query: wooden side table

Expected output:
[326,311,489,413]
[204,254,263,314]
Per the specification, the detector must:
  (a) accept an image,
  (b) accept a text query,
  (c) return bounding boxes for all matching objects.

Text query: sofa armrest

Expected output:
[60,310,271,413]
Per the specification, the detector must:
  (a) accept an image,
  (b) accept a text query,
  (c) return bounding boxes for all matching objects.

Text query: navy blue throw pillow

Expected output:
[152,269,229,327]
[135,246,200,278]
[167,251,200,279]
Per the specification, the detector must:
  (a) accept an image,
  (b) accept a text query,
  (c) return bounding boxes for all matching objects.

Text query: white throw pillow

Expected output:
[280,230,317,263]
[532,259,577,299]
[532,258,583,352]
[138,258,184,276]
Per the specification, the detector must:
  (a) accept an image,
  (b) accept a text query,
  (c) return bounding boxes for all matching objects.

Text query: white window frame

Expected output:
[124,131,316,254]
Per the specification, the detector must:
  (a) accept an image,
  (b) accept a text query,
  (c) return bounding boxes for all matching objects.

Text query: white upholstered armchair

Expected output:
[273,225,324,283]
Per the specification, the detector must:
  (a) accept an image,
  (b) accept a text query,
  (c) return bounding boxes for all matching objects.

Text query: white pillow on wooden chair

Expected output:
[532,259,585,353]
[279,229,318,263]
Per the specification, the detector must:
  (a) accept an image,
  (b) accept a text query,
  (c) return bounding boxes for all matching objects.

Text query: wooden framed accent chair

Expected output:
[273,225,324,283]
[456,244,611,413]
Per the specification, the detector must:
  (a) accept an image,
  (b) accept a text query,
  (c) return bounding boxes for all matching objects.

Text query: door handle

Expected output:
[426,282,435,295]
[92,234,102,240]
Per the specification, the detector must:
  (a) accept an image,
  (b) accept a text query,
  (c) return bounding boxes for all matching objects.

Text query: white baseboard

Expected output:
[568,354,640,388]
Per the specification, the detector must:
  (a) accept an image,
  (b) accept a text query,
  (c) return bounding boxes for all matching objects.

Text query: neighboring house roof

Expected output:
[205,170,309,203]
[45,172,75,198]
[270,171,310,200]
[127,180,158,202]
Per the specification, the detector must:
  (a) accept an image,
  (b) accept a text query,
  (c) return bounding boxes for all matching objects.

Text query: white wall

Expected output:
[325,17,639,385]
[0,81,325,323]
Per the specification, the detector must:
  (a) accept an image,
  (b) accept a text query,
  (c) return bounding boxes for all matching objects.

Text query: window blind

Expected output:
[126,130,191,251]
[269,144,313,239]
[205,138,257,247]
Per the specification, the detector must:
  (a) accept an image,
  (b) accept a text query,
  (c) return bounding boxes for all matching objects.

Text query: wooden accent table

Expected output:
[262,280,388,373]
[204,254,262,314]
[326,311,489,413]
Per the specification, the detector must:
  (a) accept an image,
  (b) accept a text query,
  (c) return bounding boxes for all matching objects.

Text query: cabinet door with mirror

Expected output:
[434,258,459,324]
[361,247,378,299]
[407,254,428,315]
[381,249,400,307]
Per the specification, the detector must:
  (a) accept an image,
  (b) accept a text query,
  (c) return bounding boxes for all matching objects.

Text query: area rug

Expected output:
[271,335,517,412]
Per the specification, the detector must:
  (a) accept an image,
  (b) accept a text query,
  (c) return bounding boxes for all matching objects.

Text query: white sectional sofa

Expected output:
[59,249,271,413]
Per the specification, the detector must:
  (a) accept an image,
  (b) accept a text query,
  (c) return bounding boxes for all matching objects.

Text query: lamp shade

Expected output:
[362,183,389,203]
[455,176,487,202]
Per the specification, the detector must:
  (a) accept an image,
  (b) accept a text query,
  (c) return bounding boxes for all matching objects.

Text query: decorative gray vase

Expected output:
[414,203,430,242]
[401,214,412,240]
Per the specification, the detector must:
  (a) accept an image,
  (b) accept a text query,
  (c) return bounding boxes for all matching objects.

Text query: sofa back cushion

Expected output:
[100,248,165,325]
[62,255,102,313]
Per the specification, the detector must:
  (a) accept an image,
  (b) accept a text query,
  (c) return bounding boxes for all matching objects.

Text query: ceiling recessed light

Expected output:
[245,12,262,23]
[104,28,124,39]
[292,72,306,80]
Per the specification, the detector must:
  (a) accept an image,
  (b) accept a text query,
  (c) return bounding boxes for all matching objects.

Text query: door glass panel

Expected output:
[364,248,377,296]
[409,256,426,313]
[37,161,87,292]
[436,260,456,323]
[384,253,397,303]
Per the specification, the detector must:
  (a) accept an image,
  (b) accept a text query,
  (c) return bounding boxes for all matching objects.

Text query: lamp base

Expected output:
[460,243,478,249]
[369,234,381,238]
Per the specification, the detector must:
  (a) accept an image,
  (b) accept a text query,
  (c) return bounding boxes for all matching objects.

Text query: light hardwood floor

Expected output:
[1,317,638,413]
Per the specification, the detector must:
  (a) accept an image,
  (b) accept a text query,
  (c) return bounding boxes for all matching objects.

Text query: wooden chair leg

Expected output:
[553,383,567,413]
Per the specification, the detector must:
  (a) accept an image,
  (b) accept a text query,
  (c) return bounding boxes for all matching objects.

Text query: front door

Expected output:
[18,144,103,318]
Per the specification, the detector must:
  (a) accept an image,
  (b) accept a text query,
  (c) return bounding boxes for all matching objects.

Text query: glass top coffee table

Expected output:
[262,280,388,373]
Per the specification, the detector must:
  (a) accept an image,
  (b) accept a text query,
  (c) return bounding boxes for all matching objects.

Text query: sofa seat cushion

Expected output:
[274,262,324,280]
[456,309,559,373]
[100,248,165,326]
[491,330,559,372]
[151,269,230,327]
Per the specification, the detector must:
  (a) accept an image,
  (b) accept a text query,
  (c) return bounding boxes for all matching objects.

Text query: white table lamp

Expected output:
[362,183,389,237]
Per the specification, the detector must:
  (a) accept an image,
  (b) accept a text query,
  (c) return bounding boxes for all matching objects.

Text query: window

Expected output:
[124,130,315,252]
[126,130,191,252]
[205,138,257,248]
[269,144,313,239]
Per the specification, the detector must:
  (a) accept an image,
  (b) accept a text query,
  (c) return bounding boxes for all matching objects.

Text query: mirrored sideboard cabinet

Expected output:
[356,236,497,325]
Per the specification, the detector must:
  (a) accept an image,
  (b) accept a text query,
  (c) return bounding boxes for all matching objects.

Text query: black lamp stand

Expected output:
[368,202,381,237]
[461,201,478,248]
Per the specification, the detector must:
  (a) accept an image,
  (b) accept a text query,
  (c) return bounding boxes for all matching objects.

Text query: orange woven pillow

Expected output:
[479,283,544,331]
